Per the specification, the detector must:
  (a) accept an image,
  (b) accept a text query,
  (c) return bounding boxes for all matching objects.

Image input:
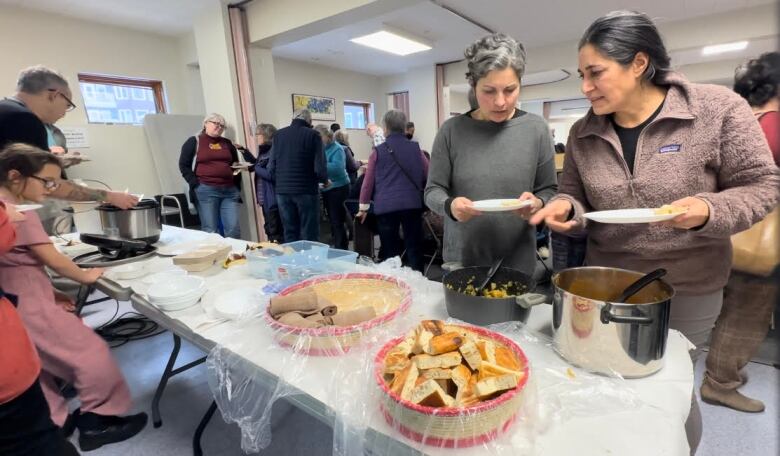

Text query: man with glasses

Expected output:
[0,65,138,209]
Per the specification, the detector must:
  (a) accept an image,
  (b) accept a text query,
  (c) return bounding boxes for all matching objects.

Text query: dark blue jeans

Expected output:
[195,183,241,239]
[376,209,424,272]
[322,185,349,250]
[276,193,320,242]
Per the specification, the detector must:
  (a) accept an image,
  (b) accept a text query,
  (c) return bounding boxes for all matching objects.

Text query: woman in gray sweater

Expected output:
[425,34,558,276]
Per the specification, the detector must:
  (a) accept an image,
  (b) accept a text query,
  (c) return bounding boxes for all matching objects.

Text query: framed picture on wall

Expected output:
[291,93,336,121]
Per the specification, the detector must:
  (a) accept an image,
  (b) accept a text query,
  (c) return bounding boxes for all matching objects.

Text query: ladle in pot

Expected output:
[613,268,667,302]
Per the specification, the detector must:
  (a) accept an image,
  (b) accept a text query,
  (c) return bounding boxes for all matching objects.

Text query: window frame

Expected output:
[77,73,167,124]
[343,100,373,130]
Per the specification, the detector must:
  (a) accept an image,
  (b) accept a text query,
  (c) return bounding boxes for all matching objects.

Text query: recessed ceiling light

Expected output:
[350,28,432,56]
[702,41,749,56]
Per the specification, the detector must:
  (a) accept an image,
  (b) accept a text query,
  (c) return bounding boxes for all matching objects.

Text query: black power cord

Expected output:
[94,300,165,348]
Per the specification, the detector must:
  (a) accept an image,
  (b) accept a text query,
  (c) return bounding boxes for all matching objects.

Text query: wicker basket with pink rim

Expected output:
[265,273,412,356]
[374,324,530,448]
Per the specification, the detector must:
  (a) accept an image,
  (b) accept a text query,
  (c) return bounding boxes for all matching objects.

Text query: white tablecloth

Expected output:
[121,226,694,455]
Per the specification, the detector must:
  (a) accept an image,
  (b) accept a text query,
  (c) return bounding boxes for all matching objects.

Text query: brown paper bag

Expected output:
[731,207,780,277]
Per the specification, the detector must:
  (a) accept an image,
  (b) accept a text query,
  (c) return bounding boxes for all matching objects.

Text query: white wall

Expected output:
[178,33,207,116]
[380,65,437,153]
[251,56,383,160]
[0,5,203,197]
[441,3,778,103]
[449,91,470,115]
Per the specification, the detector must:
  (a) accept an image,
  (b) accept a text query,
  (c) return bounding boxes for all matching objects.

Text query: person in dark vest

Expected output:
[253,123,283,243]
[268,109,327,242]
[357,110,429,271]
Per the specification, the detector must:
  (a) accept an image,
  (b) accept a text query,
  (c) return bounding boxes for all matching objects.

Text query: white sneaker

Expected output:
[538,247,550,259]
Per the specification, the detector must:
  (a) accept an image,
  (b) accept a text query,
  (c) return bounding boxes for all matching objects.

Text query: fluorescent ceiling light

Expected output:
[350,29,432,56]
[702,41,748,56]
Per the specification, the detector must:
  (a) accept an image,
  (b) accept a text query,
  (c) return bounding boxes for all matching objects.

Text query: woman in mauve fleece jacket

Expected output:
[531,13,779,452]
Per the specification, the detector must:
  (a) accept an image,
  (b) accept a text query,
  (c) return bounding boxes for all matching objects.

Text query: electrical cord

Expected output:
[94,300,165,348]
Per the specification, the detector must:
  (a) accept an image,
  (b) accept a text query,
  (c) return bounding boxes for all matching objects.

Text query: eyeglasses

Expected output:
[47,89,76,112]
[208,120,225,129]
[29,175,60,190]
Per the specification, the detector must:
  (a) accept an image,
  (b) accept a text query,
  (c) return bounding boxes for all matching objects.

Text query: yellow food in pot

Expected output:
[448,281,515,298]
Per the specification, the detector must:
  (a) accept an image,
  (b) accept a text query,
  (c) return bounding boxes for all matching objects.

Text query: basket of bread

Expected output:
[375,320,529,448]
[265,273,412,356]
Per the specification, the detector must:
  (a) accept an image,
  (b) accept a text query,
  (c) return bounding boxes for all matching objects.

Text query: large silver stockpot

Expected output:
[96,199,161,244]
[525,266,674,378]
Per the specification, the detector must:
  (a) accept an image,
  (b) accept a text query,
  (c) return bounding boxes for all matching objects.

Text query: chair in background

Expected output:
[422,211,444,277]
[155,194,198,228]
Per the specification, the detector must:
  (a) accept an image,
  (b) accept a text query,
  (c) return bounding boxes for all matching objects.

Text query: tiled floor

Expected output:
[73,295,779,455]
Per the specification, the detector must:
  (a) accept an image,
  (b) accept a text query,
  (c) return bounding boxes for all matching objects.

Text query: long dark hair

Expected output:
[0,143,62,186]
[734,52,780,108]
[579,11,672,85]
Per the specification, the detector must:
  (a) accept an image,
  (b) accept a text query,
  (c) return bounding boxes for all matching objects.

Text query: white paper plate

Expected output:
[15,204,43,212]
[213,287,263,320]
[472,199,533,212]
[584,208,685,224]
[111,263,147,280]
[148,276,206,300]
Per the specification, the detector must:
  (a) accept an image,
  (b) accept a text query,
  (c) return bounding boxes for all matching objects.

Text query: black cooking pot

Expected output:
[442,266,547,326]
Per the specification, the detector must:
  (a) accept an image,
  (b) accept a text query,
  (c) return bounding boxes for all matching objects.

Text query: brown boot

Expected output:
[700,383,765,413]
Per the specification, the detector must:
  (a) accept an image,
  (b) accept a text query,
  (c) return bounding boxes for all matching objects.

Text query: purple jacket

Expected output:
[554,72,780,295]
[360,133,429,215]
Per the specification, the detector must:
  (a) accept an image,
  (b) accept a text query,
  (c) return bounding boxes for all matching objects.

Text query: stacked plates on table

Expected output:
[147,276,206,311]
[142,269,188,286]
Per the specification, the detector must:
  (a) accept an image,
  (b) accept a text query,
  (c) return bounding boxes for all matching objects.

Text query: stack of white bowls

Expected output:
[147,276,206,311]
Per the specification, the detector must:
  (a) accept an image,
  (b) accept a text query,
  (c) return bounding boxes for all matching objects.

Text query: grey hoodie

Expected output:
[554,73,780,295]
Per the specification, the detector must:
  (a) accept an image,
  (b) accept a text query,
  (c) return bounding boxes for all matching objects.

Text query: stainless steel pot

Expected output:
[524,266,674,378]
[96,199,161,244]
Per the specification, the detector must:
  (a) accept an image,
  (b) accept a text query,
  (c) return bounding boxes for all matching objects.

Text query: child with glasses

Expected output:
[0,143,147,451]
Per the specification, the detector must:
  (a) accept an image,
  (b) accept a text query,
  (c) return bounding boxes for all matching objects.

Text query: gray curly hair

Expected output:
[464,33,526,87]
[16,65,69,94]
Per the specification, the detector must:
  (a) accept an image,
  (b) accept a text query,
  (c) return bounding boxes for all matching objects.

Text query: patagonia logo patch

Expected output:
[659,144,681,154]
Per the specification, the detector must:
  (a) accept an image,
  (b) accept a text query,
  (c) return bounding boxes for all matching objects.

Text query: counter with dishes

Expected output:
[83,225,693,455]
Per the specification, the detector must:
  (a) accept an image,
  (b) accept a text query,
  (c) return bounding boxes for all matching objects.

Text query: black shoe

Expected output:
[77,412,148,451]
[61,408,80,438]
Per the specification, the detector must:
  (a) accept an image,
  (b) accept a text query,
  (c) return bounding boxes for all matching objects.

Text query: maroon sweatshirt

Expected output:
[195,133,234,187]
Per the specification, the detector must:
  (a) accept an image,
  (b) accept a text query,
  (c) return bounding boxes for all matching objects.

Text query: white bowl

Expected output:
[149,284,206,303]
[152,292,204,311]
[112,263,147,280]
[148,276,206,301]
[142,270,188,285]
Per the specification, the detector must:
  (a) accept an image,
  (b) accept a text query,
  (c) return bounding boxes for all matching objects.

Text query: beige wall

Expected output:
[246,0,374,44]
[442,3,778,103]
[380,65,437,153]
[0,5,203,197]
[449,91,470,115]
[251,56,383,160]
